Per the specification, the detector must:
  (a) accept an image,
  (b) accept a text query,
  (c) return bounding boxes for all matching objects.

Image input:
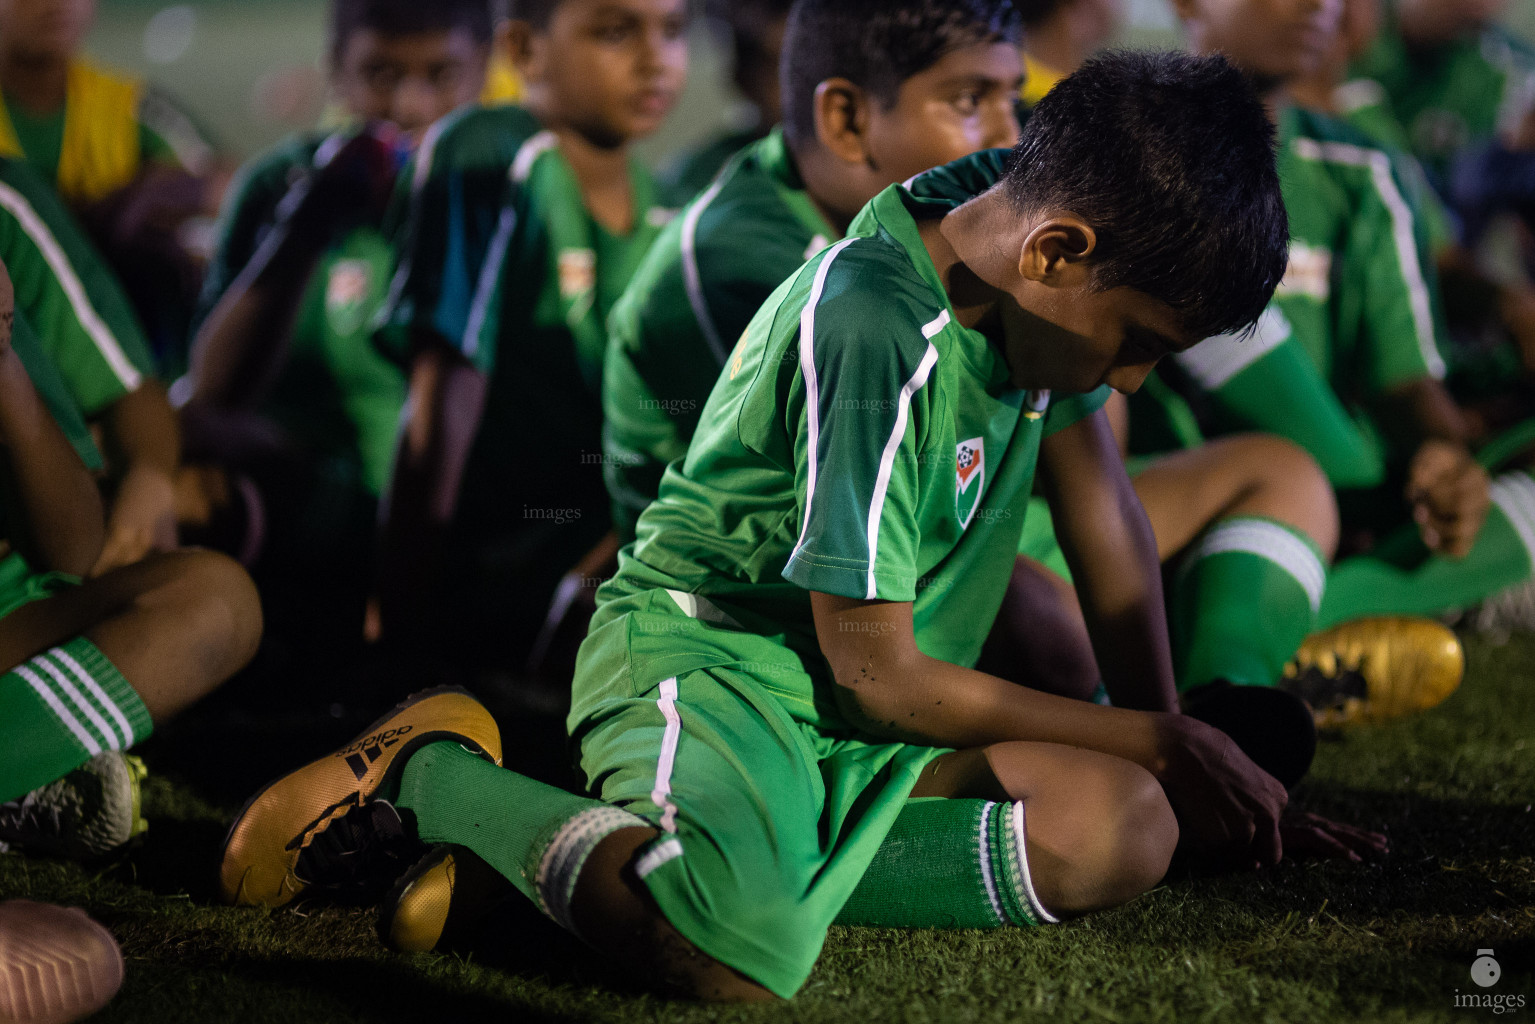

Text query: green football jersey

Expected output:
[1163,107,1449,471]
[196,133,404,497]
[382,105,669,547]
[604,127,835,539]
[597,159,1109,683]
[1351,6,1535,182]
[0,157,154,417]
[0,309,103,553]
[1331,80,1457,253]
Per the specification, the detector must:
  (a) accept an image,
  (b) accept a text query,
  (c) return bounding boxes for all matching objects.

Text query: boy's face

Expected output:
[865,41,1025,186]
[999,281,1194,394]
[515,0,689,147]
[0,0,95,61]
[333,28,489,145]
[1175,0,1342,85]
[1399,0,1507,42]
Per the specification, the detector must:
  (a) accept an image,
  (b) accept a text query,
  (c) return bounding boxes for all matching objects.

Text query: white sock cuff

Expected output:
[1003,801,1059,925]
[1489,472,1535,570]
[1186,517,1326,613]
[533,805,647,933]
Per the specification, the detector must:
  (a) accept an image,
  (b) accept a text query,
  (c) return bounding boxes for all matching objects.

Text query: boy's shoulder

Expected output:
[230,131,329,196]
[415,104,548,183]
[688,135,829,267]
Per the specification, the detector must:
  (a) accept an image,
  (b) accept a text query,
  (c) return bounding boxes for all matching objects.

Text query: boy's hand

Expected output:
[94,464,178,575]
[1279,810,1388,863]
[1406,440,1490,557]
[1155,713,1287,868]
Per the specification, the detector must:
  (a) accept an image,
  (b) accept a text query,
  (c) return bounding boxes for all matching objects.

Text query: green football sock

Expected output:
[835,798,1057,929]
[393,740,648,934]
[1318,472,1535,627]
[1171,517,1326,693]
[1,637,152,803]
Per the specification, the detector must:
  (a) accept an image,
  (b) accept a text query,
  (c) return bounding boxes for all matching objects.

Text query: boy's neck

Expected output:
[0,48,69,115]
[790,143,864,240]
[529,96,637,234]
[917,196,1012,331]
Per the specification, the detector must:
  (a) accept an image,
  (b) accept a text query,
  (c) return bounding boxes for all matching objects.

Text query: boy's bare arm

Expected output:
[810,591,1286,865]
[95,380,180,573]
[184,226,328,415]
[374,341,487,644]
[0,309,104,577]
[1039,408,1178,714]
[186,132,394,414]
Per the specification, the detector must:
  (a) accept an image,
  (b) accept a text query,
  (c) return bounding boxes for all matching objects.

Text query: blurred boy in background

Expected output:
[179,0,492,655]
[372,0,688,678]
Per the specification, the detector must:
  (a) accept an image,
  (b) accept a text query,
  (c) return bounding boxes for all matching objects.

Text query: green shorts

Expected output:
[568,586,948,999]
[0,552,78,622]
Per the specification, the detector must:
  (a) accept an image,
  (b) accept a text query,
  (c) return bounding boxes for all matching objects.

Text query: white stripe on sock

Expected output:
[48,647,135,748]
[975,800,1006,927]
[1490,473,1535,570]
[652,677,683,833]
[533,805,647,933]
[14,664,101,756]
[1009,802,1060,924]
[1188,519,1326,613]
[31,655,118,752]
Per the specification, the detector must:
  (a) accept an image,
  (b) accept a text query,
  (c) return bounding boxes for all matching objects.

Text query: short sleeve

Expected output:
[781,242,941,602]
[376,110,529,374]
[0,159,155,415]
[1041,385,1111,436]
[192,138,308,338]
[1347,148,1450,391]
[10,310,102,471]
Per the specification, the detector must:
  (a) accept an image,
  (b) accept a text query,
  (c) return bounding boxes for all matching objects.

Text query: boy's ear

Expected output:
[1018,217,1098,283]
[504,19,544,79]
[812,78,875,167]
[1168,0,1199,22]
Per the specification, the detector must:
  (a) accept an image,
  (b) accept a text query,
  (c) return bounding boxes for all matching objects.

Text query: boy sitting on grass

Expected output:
[0,155,182,577]
[609,0,1458,752]
[222,50,1384,1002]
[0,256,261,860]
[179,0,493,643]
[1164,0,1535,635]
[373,0,688,672]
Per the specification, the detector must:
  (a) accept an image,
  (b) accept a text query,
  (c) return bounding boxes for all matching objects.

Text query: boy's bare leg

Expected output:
[0,549,261,721]
[1133,434,1340,561]
[570,828,778,1002]
[911,743,1178,914]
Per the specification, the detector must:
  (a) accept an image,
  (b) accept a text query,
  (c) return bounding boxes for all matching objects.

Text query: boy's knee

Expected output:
[151,550,263,667]
[1068,760,1178,908]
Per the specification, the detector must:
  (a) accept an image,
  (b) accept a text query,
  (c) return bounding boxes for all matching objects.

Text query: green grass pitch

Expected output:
[2,630,1531,1023]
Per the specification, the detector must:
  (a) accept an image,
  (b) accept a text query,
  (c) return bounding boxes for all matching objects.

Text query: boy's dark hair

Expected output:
[1001,50,1288,340]
[331,0,495,62]
[506,0,560,29]
[781,0,1024,147]
[707,0,794,82]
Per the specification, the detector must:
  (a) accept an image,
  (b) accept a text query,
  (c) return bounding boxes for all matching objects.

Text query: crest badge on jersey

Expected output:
[956,437,985,529]
[557,248,596,301]
[325,259,373,336]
